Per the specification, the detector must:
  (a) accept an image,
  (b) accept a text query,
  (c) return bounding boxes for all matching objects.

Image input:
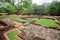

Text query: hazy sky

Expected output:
[32,0,53,5]
[15,0,60,5]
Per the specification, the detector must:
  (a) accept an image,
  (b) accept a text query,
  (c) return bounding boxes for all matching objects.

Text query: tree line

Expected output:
[0,0,60,15]
[0,0,34,15]
[32,1,60,15]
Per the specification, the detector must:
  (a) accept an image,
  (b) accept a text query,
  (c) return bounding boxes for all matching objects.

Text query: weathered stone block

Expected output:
[18,24,60,40]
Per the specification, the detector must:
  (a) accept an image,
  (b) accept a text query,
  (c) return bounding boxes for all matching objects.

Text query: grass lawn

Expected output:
[0,16,7,19]
[13,17,58,28]
[7,30,19,40]
[13,18,28,23]
[35,18,58,28]
[13,18,39,23]
[1,15,58,28]
[0,15,58,28]
[0,15,20,19]
[28,18,39,21]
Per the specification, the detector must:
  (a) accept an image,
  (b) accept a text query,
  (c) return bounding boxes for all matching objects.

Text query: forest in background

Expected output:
[0,0,60,15]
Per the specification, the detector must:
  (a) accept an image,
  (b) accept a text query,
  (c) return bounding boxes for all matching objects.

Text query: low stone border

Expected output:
[3,29,20,40]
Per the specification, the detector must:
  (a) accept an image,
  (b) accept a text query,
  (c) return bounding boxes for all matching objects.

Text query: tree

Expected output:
[0,0,15,14]
[20,0,34,13]
[0,0,14,5]
[0,0,34,15]
[47,1,60,15]
[14,0,34,15]
[32,3,45,12]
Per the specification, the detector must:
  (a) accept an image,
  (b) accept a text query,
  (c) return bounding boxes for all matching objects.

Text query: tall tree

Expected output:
[0,0,15,14]
[47,1,60,15]
[0,0,14,4]
[0,0,34,15]
[33,3,45,12]
[20,0,34,13]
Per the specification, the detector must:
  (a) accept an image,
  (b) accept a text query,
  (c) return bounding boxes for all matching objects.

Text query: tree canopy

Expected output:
[0,0,60,15]
[32,3,45,12]
[46,1,60,15]
[0,0,34,14]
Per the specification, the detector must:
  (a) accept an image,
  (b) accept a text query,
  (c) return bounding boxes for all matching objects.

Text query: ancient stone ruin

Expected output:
[18,24,60,40]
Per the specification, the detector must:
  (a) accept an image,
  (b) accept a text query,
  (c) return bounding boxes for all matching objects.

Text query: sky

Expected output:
[32,0,53,5]
[15,0,60,5]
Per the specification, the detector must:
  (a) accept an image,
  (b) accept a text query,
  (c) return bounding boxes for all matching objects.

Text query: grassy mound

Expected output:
[7,30,19,40]
[35,18,58,28]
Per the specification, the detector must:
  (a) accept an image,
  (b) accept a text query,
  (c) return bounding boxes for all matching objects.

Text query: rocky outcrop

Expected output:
[18,24,60,40]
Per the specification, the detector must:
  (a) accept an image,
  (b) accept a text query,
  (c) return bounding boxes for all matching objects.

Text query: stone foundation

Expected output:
[18,24,60,40]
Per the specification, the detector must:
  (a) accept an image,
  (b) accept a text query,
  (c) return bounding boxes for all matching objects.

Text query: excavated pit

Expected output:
[0,21,8,40]
[18,24,60,40]
[0,21,15,40]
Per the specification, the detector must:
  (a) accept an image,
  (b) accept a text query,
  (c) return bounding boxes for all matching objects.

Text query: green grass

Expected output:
[0,16,13,19]
[13,18,39,23]
[28,18,39,21]
[13,17,58,28]
[7,30,19,40]
[0,16,7,18]
[35,18,58,28]
[13,18,28,23]
[0,15,20,19]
